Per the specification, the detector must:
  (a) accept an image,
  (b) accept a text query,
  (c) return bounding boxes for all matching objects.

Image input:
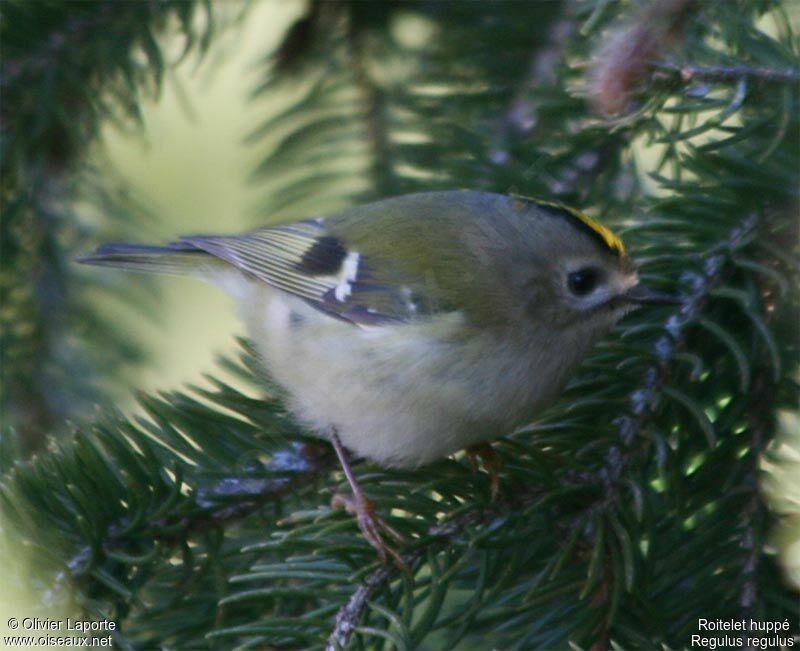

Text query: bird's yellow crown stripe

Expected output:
[513,195,626,257]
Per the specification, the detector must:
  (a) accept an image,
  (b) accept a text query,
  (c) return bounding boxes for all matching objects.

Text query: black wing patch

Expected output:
[297,235,347,275]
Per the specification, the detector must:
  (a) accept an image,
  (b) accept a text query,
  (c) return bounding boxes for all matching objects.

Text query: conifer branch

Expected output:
[1,0,213,449]
[568,213,759,644]
[327,484,545,650]
[655,62,800,83]
[156,449,334,545]
[613,213,757,456]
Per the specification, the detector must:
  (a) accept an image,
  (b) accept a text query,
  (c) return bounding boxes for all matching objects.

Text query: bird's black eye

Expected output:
[567,268,599,296]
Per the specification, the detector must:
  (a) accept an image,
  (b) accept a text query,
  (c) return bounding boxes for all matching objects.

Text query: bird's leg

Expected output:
[329,429,408,566]
[464,442,502,501]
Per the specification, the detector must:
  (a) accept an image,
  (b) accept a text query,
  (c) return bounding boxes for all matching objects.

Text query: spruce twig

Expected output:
[327,485,546,650]
[655,61,800,83]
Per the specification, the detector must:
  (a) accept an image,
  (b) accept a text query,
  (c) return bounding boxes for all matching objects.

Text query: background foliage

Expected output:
[1,1,798,649]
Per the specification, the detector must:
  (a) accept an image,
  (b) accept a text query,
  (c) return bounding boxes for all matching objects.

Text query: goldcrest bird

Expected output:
[80,190,678,563]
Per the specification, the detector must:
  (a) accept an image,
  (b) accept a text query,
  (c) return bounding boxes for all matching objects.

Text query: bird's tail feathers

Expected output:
[77,241,222,276]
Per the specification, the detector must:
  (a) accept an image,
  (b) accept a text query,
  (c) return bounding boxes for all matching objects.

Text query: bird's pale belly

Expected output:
[237,284,586,468]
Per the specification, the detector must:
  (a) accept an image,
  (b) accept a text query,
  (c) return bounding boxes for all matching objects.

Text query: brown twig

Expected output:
[655,61,800,83]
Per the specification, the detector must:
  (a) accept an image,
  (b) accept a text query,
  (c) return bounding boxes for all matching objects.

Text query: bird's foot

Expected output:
[465,442,502,501]
[328,428,409,570]
[331,492,408,569]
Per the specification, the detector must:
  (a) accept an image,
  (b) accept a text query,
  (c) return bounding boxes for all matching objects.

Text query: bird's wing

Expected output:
[182,219,436,326]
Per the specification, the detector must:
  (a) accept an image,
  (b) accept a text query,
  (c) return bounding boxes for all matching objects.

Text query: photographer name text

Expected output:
[13,618,115,633]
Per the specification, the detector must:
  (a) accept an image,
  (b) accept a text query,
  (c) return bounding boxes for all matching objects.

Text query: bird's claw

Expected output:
[332,492,409,569]
[465,442,502,501]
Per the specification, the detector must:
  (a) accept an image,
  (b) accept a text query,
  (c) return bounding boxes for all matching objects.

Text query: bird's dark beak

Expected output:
[623,284,682,305]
